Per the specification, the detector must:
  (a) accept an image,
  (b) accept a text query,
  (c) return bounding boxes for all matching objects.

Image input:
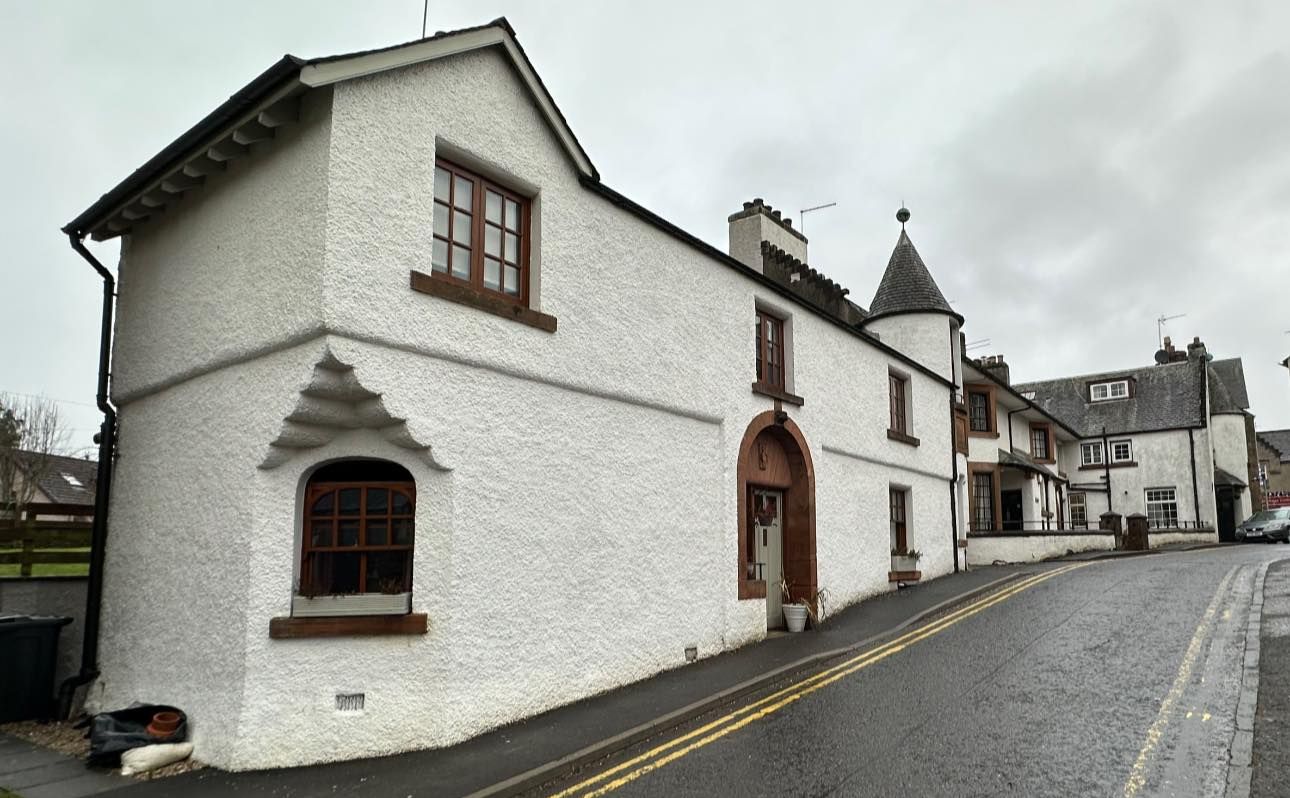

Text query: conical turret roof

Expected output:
[866,226,960,324]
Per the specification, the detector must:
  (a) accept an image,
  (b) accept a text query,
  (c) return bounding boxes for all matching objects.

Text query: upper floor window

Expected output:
[755,310,785,389]
[300,461,415,604]
[968,390,992,432]
[1081,442,1104,466]
[1030,425,1051,461]
[889,372,909,434]
[1090,380,1129,402]
[432,159,529,302]
[1110,439,1133,463]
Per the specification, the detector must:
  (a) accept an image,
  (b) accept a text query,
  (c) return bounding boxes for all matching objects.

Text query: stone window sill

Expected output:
[410,270,557,333]
[1079,461,1138,470]
[888,570,922,583]
[269,613,429,639]
[751,382,804,406]
[887,428,921,447]
[738,579,767,600]
[967,430,1000,439]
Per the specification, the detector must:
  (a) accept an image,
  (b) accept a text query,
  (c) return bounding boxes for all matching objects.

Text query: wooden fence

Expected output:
[0,502,94,578]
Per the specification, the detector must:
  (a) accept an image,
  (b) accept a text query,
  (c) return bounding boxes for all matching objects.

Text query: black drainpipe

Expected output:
[1007,408,1023,452]
[1189,428,1201,527]
[947,324,960,572]
[58,233,117,719]
[1102,425,1112,515]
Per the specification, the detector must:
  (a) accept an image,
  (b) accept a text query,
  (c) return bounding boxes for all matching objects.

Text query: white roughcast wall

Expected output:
[98,48,961,770]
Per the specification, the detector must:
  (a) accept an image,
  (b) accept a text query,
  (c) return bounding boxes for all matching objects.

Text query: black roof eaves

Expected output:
[581,176,955,390]
[63,55,306,237]
[961,356,1081,439]
[861,305,965,328]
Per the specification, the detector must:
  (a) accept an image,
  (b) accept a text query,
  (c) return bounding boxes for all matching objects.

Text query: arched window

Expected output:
[301,460,415,598]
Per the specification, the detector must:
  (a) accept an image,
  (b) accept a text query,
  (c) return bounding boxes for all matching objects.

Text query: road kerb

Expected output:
[1225,560,1270,798]
[466,570,1031,798]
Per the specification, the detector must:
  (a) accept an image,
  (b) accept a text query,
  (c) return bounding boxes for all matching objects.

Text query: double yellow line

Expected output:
[549,562,1091,798]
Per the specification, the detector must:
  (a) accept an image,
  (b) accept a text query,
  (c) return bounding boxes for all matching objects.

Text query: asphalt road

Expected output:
[535,545,1287,798]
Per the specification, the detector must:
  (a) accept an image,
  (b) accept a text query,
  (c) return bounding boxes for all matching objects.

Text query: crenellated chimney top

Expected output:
[729,198,807,272]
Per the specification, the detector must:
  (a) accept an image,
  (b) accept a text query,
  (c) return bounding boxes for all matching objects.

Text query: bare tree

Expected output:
[0,393,71,519]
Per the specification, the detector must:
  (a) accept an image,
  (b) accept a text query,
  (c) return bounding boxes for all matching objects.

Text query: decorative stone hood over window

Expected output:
[259,348,447,470]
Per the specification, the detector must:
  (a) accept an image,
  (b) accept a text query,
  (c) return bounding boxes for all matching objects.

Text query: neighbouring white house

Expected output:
[1013,335,1256,543]
[61,19,985,770]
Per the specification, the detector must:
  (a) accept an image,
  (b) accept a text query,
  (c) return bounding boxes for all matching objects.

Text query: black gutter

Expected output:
[58,235,117,718]
[1189,428,1201,525]
[581,177,956,391]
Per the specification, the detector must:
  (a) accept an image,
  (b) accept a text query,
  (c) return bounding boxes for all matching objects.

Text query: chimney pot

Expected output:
[743,201,754,210]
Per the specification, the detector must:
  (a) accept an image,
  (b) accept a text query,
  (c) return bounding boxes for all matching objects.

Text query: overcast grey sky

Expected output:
[2,0,1288,454]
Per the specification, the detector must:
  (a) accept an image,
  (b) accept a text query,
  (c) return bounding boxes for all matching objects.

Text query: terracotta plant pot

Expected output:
[146,711,182,738]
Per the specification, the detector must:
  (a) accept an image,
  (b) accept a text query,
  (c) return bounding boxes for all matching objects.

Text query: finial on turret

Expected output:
[896,206,910,229]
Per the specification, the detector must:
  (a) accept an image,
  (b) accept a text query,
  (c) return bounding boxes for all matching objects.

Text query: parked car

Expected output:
[1236,508,1290,543]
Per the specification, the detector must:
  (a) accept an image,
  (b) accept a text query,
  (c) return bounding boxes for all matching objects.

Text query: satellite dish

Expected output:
[1154,349,1169,364]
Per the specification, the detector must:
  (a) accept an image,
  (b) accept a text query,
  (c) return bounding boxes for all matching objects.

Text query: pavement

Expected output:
[93,563,1031,798]
[1252,558,1290,796]
[0,734,125,798]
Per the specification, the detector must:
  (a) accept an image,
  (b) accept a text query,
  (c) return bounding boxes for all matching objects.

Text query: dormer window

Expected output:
[1090,380,1129,402]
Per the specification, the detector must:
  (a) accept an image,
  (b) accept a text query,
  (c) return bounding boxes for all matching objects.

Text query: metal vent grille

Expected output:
[335,692,365,712]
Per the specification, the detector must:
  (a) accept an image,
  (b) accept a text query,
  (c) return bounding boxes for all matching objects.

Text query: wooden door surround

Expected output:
[737,410,817,607]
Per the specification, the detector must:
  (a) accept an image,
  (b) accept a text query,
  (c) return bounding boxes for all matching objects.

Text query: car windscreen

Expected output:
[1248,510,1290,523]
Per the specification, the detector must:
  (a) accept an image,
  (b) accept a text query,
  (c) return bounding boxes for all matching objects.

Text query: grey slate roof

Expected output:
[17,451,97,505]
[866,230,961,323]
[1014,360,1206,437]
[1207,366,1245,415]
[999,448,1066,481]
[1214,467,1247,487]
[1210,358,1250,408]
[1259,430,1290,463]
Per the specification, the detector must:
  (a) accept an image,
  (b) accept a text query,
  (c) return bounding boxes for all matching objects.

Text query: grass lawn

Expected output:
[0,547,90,578]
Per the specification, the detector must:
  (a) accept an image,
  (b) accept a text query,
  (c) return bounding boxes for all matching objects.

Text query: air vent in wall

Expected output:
[335,692,365,712]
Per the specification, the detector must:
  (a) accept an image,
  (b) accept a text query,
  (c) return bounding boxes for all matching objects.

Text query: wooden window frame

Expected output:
[300,480,415,598]
[1029,423,1054,464]
[1110,439,1133,464]
[889,371,908,435]
[755,310,787,391]
[966,383,998,437]
[1145,487,1179,529]
[431,158,531,305]
[1069,492,1087,528]
[1089,379,1130,402]
[890,487,908,553]
[1080,441,1104,467]
[967,463,1002,533]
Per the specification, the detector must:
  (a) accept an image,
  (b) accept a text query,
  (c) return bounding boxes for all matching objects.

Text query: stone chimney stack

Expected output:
[1186,336,1208,362]
[728,198,808,273]
[1160,336,1188,363]
[975,354,1010,385]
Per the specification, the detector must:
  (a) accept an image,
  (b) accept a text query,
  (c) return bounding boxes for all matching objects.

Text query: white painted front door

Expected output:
[753,489,784,629]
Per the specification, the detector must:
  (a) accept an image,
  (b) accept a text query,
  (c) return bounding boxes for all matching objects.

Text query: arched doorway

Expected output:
[736,411,817,629]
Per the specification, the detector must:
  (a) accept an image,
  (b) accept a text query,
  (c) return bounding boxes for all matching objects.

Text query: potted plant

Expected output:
[780,576,829,633]
[890,548,922,573]
[292,577,412,617]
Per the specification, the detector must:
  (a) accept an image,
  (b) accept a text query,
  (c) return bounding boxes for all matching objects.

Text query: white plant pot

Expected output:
[783,603,809,633]
[891,555,921,572]
[292,592,411,617]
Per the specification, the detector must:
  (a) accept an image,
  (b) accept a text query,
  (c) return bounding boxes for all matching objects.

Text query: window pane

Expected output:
[392,491,412,514]
[312,552,360,594]
[453,210,472,245]
[339,488,361,515]
[366,551,409,594]
[505,232,519,262]
[311,491,334,515]
[504,265,520,296]
[338,520,360,546]
[485,224,501,257]
[452,246,471,279]
[505,198,519,229]
[433,201,449,239]
[392,519,414,545]
[432,239,449,273]
[434,167,451,203]
[310,520,332,548]
[484,257,501,290]
[366,488,388,513]
[486,190,503,224]
[454,175,473,210]
[366,521,388,546]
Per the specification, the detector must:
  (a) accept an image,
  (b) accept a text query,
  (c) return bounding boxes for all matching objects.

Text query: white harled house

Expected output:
[65,19,989,769]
